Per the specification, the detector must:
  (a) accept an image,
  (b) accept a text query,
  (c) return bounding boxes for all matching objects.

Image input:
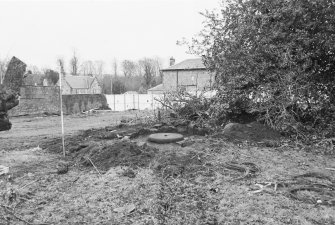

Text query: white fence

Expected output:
[105,94,165,111]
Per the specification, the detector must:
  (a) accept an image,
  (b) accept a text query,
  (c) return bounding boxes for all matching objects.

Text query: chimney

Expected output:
[169,57,175,66]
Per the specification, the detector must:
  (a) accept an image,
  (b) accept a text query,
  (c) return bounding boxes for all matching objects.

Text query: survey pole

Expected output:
[59,71,66,157]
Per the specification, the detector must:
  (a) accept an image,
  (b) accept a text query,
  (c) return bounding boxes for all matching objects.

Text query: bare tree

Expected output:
[154,56,164,80]
[0,57,9,84]
[80,60,95,76]
[27,65,42,74]
[109,58,119,94]
[57,58,66,75]
[94,60,105,89]
[70,49,79,75]
[139,58,156,89]
[122,60,137,77]
[112,58,118,76]
[135,61,143,77]
[95,60,105,77]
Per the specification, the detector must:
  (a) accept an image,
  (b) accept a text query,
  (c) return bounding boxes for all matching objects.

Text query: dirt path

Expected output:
[2,110,152,138]
[0,110,152,151]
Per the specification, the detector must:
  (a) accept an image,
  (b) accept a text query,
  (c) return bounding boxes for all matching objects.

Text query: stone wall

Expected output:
[8,85,108,116]
[9,86,60,116]
[62,94,107,114]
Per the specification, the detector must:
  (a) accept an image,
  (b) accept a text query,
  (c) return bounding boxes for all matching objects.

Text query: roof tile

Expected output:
[64,75,96,89]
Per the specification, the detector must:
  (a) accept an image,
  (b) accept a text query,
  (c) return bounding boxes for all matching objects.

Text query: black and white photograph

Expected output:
[1,0,335,224]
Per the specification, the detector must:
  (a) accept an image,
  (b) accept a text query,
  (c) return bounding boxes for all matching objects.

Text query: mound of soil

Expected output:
[43,138,158,172]
[41,124,160,172]
[41,124,158,154]
[84,124,157,140]
[76,141,158,171]
[41,134,96,154]
[221,121,282,145]
[82,128,118,140]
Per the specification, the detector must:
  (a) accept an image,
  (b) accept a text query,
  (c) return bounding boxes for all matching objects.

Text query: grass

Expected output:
[1,121,335,224]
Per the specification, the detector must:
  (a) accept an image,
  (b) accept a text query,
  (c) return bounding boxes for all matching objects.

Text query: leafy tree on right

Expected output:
[192,0,335,140]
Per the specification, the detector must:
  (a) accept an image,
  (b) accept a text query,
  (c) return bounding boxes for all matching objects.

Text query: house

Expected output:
[58,74,102,94]
[161,58,213,93]
[147,84,164,95]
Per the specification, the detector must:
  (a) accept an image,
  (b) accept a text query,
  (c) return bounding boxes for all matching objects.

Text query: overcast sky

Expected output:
[0,0,220,73]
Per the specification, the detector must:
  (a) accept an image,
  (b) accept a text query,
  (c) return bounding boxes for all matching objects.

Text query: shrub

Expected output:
[190,0,335,140]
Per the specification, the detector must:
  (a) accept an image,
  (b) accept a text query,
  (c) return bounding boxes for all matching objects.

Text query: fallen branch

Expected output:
[231,167,250,181]
[223,162,260,182]
[249,181,292,195]
[288,185,335,206]
[251,183,272,194]
[86,157,102,176]
[153,98,174,110]
[0,204,50,225]
[316,138,335,148]
[224,162,260,174]
[19,179,39,190]
[293,172,334,185]
[1,204,32,225]
[0,204,11,210]
[72,177,80,183]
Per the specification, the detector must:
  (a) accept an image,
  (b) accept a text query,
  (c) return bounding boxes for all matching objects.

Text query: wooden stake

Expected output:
[59,70,65,157]
[86,157,102,176]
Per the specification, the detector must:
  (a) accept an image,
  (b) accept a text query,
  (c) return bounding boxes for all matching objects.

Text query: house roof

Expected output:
[124,91,138,94]
[161,58,206,71]
[147,84,164,91]
[64,75,97,89]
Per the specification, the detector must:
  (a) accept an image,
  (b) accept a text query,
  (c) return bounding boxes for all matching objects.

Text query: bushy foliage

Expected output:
[159,90,214,127]
[193,0,335,139]
[44,69,59,85]
[112,77,126,94]
[110,75,162,94]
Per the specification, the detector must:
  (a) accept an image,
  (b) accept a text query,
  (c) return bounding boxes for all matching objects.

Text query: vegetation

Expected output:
[188,0,335,141]
[0,57,9,84]
[44,69,59,85]
[9,54,163,94]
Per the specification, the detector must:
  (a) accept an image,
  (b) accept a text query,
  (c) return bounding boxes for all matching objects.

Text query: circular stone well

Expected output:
[148,133,184,144]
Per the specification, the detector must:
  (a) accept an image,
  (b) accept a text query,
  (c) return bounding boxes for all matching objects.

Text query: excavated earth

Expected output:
[1,113,335,225]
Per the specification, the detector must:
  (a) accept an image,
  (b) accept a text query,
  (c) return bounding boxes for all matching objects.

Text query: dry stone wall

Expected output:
[62,94,107,114]
[8,86,107,116]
